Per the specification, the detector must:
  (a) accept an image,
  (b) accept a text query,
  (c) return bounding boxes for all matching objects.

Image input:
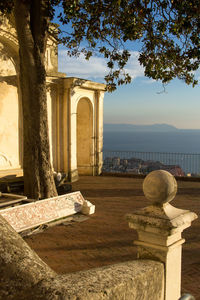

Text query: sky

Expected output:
[53,3,200,131]
[58,47,200,130]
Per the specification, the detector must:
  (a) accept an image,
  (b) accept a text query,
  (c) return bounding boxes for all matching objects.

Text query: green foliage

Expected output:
[57,0,200,90]
[136,0,200,87]
[1,0,199,91]
[0,0,14,14]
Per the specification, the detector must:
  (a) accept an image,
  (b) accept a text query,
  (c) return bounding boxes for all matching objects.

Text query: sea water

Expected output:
[103,131,200,174]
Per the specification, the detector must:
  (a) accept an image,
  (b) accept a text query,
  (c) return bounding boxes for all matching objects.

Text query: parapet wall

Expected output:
[0,214,164,300]
[34,261,164,300]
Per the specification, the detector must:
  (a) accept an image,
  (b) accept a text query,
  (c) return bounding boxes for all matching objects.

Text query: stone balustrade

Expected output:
[127,170,198,300]
[0,170,198,299]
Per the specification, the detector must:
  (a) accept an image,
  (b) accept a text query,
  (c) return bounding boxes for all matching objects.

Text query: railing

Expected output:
[103,150,200,177]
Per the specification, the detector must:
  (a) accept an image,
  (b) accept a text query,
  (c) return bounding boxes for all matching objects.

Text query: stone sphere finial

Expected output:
[143,170,177,205]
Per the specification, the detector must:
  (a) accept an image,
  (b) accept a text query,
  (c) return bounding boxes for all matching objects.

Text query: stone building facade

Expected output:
[0,17,105,181]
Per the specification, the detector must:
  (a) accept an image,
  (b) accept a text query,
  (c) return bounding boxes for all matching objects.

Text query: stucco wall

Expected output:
[67,78,105,180]
[77,97,94,175]
[0,43,16,76]
[0,16,106,179]
[0,43,20,170]
[0,82,20,169]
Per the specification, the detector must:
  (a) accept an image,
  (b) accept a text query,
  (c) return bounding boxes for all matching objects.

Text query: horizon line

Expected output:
[103,123,200,130]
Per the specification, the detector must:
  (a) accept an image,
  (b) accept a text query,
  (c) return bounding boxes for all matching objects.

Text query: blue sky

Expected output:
[58,47,200,129]
[54,4,200,130]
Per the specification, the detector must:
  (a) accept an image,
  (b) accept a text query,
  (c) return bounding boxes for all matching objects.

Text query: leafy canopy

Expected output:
[1,0,200,91]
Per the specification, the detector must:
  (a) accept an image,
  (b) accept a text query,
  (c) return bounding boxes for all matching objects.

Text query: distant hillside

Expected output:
[104,123,178,132]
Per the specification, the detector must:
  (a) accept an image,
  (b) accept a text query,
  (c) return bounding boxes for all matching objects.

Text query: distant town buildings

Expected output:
[103,156,186,177]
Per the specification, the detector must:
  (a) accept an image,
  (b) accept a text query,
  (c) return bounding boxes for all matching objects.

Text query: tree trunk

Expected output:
[14,0,57,199]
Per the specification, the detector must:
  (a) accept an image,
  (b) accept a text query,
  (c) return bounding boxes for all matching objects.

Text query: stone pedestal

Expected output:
[126,170,198,300]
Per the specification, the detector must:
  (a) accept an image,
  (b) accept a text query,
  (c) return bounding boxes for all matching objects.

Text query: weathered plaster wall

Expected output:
[0,42,20,171]
[65,78,105,180]
[47,79,66,174]
[77,97,93,175]
[47,87,54,168]
[0,17,106,179]
[96,90,104,174]
[0,44,16,76]
[45,25,59,75]
[0,82,19,169]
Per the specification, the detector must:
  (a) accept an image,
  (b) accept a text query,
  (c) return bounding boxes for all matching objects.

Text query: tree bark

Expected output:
[14,0,57,199]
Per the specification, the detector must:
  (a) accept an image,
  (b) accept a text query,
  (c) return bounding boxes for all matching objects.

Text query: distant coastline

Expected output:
[104,123,200,133]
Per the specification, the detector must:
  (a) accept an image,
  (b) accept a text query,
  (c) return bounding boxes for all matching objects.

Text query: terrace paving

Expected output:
[25,175,200,299]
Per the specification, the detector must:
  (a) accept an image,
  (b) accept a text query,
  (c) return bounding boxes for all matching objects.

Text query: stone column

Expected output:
[126,170,198,300]
[97,91,104,175]
[94,90,103,175]
[68,87,79,182]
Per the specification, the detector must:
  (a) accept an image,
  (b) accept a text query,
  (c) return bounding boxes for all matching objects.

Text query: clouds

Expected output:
[124,51,144,79]
[58,49,145,82]
[58,49,108,80]
[195,69,200,81]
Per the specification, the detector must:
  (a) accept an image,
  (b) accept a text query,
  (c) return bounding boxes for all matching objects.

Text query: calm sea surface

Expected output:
[103,131,200,153]
[103,131,200,174]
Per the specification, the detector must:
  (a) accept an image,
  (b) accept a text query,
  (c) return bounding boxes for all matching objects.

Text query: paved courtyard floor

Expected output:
[25,175,200,299]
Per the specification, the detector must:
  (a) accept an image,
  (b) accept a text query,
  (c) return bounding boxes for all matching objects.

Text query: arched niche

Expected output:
[76,97,94,175]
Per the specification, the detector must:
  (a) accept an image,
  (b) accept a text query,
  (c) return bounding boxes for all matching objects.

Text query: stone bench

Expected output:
[0,191,95,233]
